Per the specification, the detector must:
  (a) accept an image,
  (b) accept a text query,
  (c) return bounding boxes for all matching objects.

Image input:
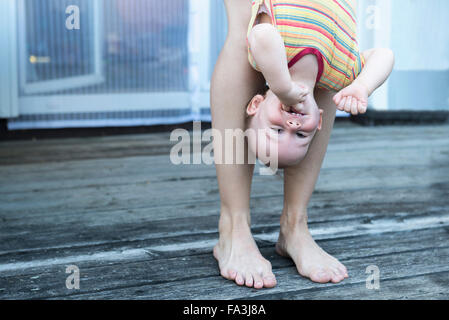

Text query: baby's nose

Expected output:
[286,119,301,129]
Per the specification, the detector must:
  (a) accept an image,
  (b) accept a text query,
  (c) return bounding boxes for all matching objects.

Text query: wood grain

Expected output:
[0,122,448,299]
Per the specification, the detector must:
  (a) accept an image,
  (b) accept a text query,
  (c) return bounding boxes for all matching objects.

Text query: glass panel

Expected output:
[102,0,188,93]
[20,0,189,96]
[24,0,95,84]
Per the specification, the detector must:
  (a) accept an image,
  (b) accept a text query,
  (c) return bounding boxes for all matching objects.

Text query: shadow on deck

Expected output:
[0,122,448,299]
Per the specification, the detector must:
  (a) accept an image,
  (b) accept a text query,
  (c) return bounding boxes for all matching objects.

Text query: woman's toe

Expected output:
[245,273,254,287]
[253,274,264,289]
[235,273,245,286]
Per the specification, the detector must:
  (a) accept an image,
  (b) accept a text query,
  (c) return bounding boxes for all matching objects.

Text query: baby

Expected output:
[245,0,394,167]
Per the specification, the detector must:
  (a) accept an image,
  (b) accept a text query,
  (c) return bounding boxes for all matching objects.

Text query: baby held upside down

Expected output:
[244,0,395,168]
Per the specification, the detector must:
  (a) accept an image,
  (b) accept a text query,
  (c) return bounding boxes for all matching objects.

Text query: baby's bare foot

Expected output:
[276,222,348,284]
[213,220,276,289]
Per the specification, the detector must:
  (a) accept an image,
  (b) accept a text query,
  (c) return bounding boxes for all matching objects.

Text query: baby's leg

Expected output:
[210,0,276,289]
[276,88,348,283]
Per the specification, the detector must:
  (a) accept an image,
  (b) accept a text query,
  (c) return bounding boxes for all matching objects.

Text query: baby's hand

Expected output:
[279,82,309,107]
[333,81,369,115]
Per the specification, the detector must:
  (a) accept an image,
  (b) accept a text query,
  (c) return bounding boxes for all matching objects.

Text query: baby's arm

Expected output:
[334,48,395,115]
[248,23,308,106]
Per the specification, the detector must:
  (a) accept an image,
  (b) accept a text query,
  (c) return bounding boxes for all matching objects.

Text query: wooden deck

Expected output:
[0,122,448,300]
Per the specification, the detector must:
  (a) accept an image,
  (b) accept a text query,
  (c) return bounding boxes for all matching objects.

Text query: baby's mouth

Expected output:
[282,105,305,118]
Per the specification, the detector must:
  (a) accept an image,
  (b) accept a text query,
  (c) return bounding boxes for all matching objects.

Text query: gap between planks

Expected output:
[0,212,447,273]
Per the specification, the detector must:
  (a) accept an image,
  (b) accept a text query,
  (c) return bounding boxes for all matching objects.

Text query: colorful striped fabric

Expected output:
[247,0,365,91]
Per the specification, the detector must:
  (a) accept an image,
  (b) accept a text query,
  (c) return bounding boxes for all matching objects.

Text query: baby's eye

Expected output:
[296,132,306,138]
[271,128,283,134]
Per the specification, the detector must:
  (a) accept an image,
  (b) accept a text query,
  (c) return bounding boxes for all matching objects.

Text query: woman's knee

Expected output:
[224,0,252,36]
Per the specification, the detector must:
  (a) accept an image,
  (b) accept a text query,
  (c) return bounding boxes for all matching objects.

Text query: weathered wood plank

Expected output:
[1,180,447,230]
[1,138,448,195]
[0,133,174,165]
[1,124,448,176]
[0,193,447,257]
[66,247,449,300]
[0,123,448,300]
[1,162,448,220]
[251,271,449,300]
[0,124,448,166]
[1,233,445,300]
[0,222,447,299]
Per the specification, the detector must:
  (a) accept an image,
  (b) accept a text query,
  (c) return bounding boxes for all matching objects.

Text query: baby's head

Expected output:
[246,87,323,168]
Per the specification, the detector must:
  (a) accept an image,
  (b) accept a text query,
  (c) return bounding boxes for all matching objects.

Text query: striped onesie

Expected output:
[247,0,365,91]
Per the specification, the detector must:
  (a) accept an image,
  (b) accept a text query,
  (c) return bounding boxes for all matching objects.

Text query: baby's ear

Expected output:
[246,95,264,116]
[317,109,324,131]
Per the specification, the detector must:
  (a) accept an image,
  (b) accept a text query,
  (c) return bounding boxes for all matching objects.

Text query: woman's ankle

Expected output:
[218,210,251,234]
[280,208,309,233]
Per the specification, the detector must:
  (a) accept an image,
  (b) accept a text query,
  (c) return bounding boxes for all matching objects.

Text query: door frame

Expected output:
[0,0,19,118]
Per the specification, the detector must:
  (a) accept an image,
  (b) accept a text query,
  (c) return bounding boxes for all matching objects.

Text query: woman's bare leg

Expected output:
[211,0,276,289]
[276,88,349,283]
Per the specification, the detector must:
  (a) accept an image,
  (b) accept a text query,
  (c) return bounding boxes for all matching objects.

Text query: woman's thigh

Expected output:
[211,0,265,131]
[210,0,265,209]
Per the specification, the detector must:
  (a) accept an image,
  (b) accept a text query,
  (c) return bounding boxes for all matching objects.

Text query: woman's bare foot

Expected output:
[213,216,277,289]
[276,217,348,284]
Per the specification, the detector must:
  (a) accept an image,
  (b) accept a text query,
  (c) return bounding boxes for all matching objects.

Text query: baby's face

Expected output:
[247,89,323,167]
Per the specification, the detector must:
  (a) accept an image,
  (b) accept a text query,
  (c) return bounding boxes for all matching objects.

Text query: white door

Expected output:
[17,0,104,95]
[9,0,210,129]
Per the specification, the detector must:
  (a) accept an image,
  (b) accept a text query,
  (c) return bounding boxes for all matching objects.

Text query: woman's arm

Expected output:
[248,23,308,106]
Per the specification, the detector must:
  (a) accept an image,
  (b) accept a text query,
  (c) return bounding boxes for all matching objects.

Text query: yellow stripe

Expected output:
[247,0,364,91]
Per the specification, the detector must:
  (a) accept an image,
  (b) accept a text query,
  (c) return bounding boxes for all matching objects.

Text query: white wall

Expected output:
[358,0,449,111]
[390,0,449,71]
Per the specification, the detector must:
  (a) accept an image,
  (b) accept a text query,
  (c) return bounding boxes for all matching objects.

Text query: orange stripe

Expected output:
[281,32,349,66]
[267,0,277,26]
[247,0,363,91]
[278,20,356,59]
[284,45,351,80]
[273,0,357,38]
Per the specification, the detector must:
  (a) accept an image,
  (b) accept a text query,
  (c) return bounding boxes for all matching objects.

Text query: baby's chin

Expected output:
[255,143,308,168]
[278,152,306,168]
[278,141,310,166]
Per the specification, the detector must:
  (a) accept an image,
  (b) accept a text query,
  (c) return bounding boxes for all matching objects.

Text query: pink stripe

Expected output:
[273,2,356,41]
[286,46,349,79]
[288,48,324,83]
[278,20,354,58]
[333,0,355,23]
[268,0,276,26]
